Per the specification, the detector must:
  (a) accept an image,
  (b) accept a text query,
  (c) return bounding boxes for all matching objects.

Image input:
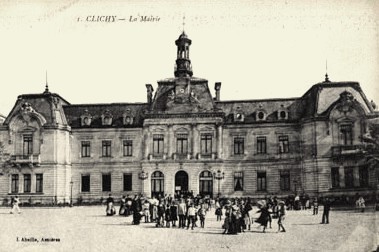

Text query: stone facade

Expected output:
[0,32,378,204]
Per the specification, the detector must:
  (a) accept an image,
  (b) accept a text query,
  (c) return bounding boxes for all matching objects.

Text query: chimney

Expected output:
[145,84,154,104]
[215,82,221,101]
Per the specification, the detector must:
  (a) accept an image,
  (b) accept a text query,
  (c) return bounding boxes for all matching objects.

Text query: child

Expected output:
[215,206,223,221]
[313,198,318,215]
[198,204,206,228]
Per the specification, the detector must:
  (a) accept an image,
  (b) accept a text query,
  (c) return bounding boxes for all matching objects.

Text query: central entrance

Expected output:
[175,170,189,195]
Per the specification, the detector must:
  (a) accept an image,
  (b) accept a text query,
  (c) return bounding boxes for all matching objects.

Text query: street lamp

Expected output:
[214,170,224,198]
[70,181,74,207]
[138,170,148,197]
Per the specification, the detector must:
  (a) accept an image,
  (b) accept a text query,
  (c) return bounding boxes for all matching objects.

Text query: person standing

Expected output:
[10,195,21,214]
[198,204,206,228]
[170,201,178,227]
[321,198,331,224]
[186,203,196,230]
[178,198,187,228]
[313,198,318,215]
[131,195,142,225]
[277,201,286,232]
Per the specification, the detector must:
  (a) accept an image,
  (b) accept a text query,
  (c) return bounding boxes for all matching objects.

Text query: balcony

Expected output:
[331,145,365,157]
[10,154,41,167]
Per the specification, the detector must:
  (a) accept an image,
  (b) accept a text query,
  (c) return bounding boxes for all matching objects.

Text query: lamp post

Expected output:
[70,181,74,207]
[138,170,148,197]
[214,170,224,198]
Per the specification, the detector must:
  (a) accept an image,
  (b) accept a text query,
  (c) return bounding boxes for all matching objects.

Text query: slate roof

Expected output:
[63,103,148,128]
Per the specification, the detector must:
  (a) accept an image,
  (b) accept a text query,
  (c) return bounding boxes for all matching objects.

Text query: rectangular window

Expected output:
[102,140,112,157]
[123,140,133,157]
[201,133,212,155]
[123,173,132,191]
[81,175,90,192]
[234,172,244,191]
[102,174,111,192]
[81,141,91,157]
[24,174,31,193]
[234,137,244,155]
[280,170,290,191]
[176,134,188,154]
[257,171,267,191]
[344,167,354,188]
[257,136,267,154]
[331,167,340,188]
[36,174,43,193]
[359,166,368,187]
[278,135,289,154]
[23,134,33,156]
[340,124,353,145]
[11,174,19,193]
[153,134,164,155]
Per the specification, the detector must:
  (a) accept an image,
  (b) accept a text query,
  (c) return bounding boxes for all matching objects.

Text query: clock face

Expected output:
[180,88,185,94]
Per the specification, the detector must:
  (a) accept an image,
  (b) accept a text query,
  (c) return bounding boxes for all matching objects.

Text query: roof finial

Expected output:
[324,60,330,82]
[44,70,50,94]
[182,15,185,33]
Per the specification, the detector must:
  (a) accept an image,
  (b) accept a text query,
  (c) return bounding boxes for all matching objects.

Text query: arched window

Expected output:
[151,171,164,198]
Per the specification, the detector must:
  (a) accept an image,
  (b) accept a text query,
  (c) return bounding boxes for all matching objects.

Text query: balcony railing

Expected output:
[331,145,365,157]
[10,154,41,166]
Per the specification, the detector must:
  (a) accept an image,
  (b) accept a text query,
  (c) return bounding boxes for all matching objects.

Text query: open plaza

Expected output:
[0,205,377,252]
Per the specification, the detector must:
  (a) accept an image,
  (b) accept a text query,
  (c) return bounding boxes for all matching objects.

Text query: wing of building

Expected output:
[0,32,378,205]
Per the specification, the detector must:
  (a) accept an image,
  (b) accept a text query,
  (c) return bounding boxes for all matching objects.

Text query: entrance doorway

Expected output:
[151,171,164,198]
[175,171,188,196]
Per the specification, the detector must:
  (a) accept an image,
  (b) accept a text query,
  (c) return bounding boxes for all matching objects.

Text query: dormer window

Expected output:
[256,110,267,121]
[277,105,288,120]
[123,109,134,126]
[80,110,92,126]
[101,110,113,126]
[233,107,245,122]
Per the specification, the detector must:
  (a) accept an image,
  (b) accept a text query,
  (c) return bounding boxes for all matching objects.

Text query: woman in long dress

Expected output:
[255,200,270,232]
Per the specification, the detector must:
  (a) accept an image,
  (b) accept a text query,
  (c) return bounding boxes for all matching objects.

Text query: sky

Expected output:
[0,0,378,116]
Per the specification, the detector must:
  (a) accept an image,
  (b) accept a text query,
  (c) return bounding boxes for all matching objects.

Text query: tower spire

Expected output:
[44,70,50,94]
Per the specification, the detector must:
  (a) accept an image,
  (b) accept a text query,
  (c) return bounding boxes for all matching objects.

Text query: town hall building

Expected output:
[0,32,378,204]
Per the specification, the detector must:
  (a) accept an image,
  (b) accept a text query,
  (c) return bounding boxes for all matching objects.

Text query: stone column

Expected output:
[143,127,150,160]
[167,124,173,159]
[217,124,223,159]
[191,124,198,159]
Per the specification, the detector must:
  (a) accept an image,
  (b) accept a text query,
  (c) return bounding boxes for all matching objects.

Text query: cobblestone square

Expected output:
[0,206,377,252]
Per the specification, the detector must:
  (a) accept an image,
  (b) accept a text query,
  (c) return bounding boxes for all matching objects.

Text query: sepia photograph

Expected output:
[0,1,378,251]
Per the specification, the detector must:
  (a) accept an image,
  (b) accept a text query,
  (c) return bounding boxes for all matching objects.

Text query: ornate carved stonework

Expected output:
[81,109,92,126]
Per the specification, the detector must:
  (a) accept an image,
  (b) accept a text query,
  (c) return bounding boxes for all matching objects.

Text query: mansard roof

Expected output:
[3,92,70,126]
[216,97,302,124]
[300,81,375,119]
[63,103,148,128]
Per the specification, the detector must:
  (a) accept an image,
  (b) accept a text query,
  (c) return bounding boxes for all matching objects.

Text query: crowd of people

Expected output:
[104,193,294,234]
